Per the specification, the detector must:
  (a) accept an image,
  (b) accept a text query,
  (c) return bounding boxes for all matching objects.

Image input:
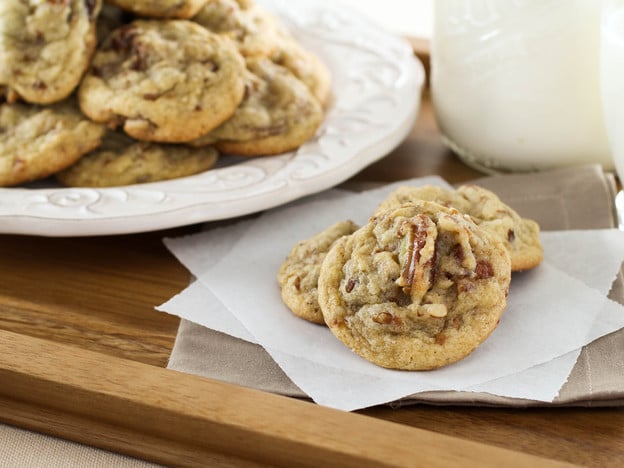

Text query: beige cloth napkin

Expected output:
[0,423,161,468]
[167,164,624,407]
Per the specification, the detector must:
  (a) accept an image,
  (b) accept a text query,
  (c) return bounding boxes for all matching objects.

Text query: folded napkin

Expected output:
[164,164,624,409]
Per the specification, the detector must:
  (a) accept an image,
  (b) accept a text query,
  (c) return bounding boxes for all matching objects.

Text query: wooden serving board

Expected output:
[0,329,571,467]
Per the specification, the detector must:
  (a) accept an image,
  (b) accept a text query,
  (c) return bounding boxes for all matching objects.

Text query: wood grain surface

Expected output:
[0,227,193,367]
[1,330,575,468]
[1,92,623,467]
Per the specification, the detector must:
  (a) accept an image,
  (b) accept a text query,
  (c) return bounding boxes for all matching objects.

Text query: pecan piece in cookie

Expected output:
[375,184,543,271]
[396,214,437,303]
[318,201,511,370]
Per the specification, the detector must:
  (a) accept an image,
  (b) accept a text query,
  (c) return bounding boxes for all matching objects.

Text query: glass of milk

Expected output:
[601,0,624,228]
[431,0,613,173]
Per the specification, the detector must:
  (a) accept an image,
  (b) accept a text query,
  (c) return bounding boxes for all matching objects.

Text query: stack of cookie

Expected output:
[0,0,330,187]
[278,185,543,371]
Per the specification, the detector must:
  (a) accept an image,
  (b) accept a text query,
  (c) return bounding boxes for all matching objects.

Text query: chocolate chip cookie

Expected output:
[192,57,323,156]
[318,201,511,370]
[0,100,105,186]
[0,0,101,104]
[56,131,219,187]
[278,220,359,324]
[78,19,246,143]
[376,185,543,271]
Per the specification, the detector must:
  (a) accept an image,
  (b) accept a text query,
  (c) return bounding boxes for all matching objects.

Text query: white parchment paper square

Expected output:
[160,178,624,410]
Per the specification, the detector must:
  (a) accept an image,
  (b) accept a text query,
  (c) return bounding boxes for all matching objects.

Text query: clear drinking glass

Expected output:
[600,0,624,228]
[432,0,612,174]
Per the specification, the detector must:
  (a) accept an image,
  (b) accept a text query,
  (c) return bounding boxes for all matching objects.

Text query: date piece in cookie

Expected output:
[0,100,105,187]
[376,185,543,271]
[193,0,281,58]
[278,220,359,324]
[105,0,209,19]
[56,132,219,187]
[78,20,246,143]
[318,201,511,370]
[0,0,101,104]
[192,57,323,156]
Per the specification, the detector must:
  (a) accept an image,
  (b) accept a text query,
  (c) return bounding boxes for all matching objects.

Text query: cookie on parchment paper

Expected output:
[317,201,511,370]
[375,185,543,271]
[278,220,359,324]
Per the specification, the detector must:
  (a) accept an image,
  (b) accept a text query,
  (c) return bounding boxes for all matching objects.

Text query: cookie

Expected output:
[270,37,332,107]
[0,0,101,104]
[317,201,511,370]
[105,0,208,19]
[56,131,219,187]
[193,0,281,58]
[78,20,246,143]
[0,100,105,187]
[192,57,323,156]
[278,220,359,324]
[376,185,543,271]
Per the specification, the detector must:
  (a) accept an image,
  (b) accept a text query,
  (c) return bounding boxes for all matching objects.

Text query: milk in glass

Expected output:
[432,0,612,172]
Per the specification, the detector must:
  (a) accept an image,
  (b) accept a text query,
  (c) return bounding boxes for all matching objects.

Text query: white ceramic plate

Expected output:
[0,0,425,236]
